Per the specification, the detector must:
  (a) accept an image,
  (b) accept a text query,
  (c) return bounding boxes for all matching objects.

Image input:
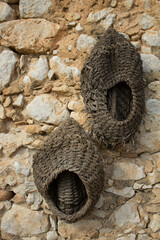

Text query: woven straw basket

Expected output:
[81,28,144,146]
[33,118,104,223]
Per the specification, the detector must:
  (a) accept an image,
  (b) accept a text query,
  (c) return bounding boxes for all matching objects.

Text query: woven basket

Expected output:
[32,118,104,223]
[80,28,144,146]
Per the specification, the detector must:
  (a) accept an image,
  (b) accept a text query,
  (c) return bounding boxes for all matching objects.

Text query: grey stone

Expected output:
[14,161,30,177]
[19,0,52,18]
[23,94,70,125]
[75,23,84,32]
[123,0,134,9]
[112,161,145,180]
[23,76,31,85]
[47,231,58,240]
[146,99,160,115]
[50,56,80,80]
[77,34,96,53]
[13,94,24,107]
[0,2,15,22]
[95,194,105,208]
[100,14,116,30]
[92,209,106,218]
[139,13,154,30]
[116,234,136,240]
[137,234,151,240]
[28,56,49,83]
[141,54,160,73]
[1,204,49,238]
[0,104,5,119]
[68,21,76,27]
[0,50,18,91]
[48,70,55,80]
[49,215,56,230]
[149,214,160,232]
[106,186,135,198]
[114,199,140,227]
[142,31,160,47]
[87,8,113,23]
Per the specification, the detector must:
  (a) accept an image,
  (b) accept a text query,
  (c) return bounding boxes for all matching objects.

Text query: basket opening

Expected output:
[107,81,133,121]
[48,170,88,215]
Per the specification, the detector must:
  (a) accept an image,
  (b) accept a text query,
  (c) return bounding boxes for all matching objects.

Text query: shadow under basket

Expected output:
[80,27,145,146]
[32,118,104,223]
[48,171,88,215]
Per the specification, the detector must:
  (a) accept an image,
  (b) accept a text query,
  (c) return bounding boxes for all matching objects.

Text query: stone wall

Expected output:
[0,0,160,239]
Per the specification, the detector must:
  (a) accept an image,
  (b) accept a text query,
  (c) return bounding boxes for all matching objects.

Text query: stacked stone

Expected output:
[0,0,160,239]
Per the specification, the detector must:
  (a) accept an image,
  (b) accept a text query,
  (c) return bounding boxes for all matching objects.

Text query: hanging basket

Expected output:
[32,118,104,223]
[80,28,144,146]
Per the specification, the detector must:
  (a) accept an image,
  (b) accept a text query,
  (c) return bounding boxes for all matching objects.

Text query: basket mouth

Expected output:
[106,81,133,121]
[48,170,88,215]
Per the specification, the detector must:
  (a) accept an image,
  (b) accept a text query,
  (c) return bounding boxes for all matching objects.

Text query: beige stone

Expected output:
[0,190,14,201]
[148,170,160,185]
[149,214,160,232]
[146,204,160,213]
[23,94,70,125]
[1,204,49,238]
[0,19,60,54]
[145,160,153,173]
[50,56,80,80]
[11,193,25,204]
[114,199,140,227]
[152,152,160,168]
[3,86,22,95]
[0,2,15,22]
[112,161,145,180]
[68,99,85,112]
[70,111,89,126]
[0,129,33,157]
[3,96,12,107]
[58,219,102,239]
[151,188,160,204]
[19,0,52,18]
[123,0,134,9]
[111,0,117,7]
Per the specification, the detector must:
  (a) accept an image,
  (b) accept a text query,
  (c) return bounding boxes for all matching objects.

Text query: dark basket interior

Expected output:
[107,81,133,121]
[48,171,88,215]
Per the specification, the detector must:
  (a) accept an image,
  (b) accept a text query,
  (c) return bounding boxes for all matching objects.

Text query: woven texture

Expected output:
[81,28,144,146]
[33,118,104,223]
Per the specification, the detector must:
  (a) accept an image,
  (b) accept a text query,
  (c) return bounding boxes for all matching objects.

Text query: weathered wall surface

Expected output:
[0,0,160,239]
